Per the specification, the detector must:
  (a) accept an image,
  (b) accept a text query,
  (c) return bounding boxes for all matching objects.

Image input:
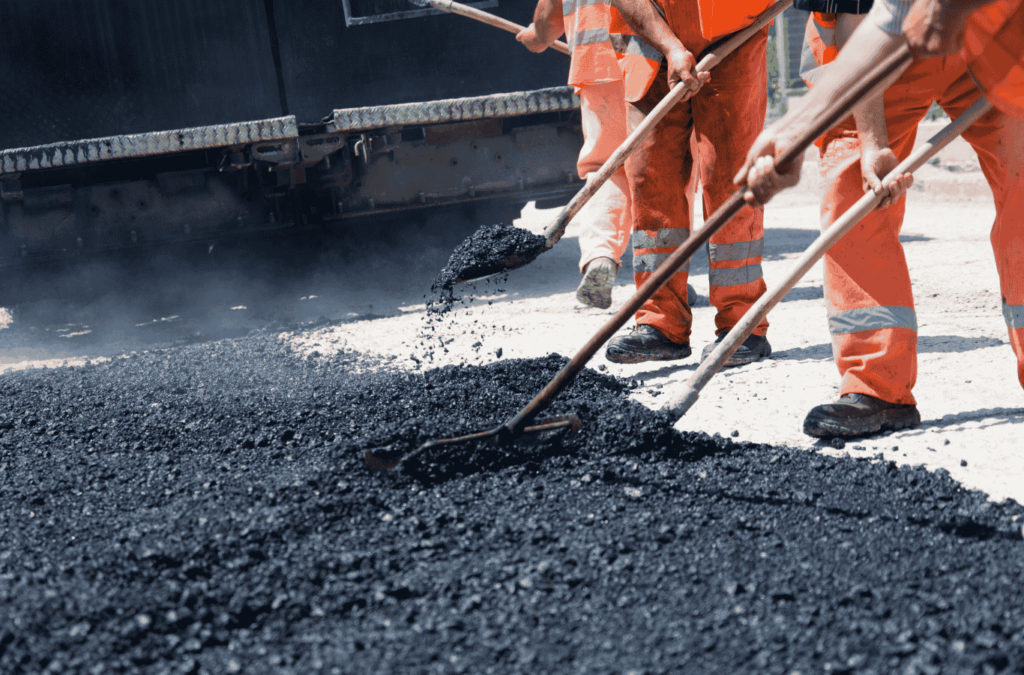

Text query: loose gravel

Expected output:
[0,335,1022,675]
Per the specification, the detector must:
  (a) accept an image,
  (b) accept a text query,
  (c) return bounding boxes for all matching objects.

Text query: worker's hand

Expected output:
[902,0,973,58]
[860,145,914,208]
[517,23,552,52]
[733,131,803,206]
[666,47,710,100]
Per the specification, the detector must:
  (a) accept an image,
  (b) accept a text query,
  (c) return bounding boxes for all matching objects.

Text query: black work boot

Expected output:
[803,393,921,438]
[700,333,772,367]
[605,325,692,364]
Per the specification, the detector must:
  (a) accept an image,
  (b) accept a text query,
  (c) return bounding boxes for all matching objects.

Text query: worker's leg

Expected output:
[816,68,937,408]
[937,67,1024,390]
[992,187,1024,390]
[622,72,698,345]
[691,27,771,340]
[575,79,632,272]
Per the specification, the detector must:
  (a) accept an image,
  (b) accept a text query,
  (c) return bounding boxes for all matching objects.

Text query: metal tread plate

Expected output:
[328,87,580,133]
[0,117,299,175]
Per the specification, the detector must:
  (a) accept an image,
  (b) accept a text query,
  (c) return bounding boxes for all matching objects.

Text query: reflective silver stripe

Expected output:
[632,228,690,250]
[870,0,911,35]
[571,27,610,48]
[800,13,838,85]
[1003,302,1024,330]
[609,33,663,63]
[634,252,689,275]
[562,0,606,15]
[799,33,826,86]
[827,305,917,335]
[709,264,763,287]
[708,238,763,263]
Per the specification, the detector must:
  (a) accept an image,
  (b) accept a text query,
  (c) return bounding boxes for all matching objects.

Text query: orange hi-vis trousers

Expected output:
[818,53,1024,404]
[575,79,632,272]
[624,14,769,345]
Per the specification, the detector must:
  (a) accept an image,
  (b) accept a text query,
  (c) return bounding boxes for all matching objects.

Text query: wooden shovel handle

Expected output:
[421,0,571,55]
[541,0,795,247]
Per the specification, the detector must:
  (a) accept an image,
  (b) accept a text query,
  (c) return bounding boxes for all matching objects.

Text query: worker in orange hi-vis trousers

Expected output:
[603,0,776,367]
[738,0,1024,439]
[517,0,633,309]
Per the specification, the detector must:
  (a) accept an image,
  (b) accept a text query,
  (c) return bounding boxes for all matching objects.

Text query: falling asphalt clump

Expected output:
[430,223,546,309]
[1,339,1023,674]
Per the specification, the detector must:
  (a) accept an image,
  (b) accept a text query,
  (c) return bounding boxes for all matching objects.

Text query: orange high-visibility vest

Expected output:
[804,12,838,75]
[563,0,626,87]
[962,0,1024,120]
[609,3,664,100]
[696,0,774,40]
[615,0,774,102]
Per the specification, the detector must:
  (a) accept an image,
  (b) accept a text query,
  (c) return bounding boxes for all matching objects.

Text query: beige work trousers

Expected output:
[575,79,632,272]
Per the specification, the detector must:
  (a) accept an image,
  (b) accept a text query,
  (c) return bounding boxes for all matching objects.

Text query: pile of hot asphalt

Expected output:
[1,334,1022,674]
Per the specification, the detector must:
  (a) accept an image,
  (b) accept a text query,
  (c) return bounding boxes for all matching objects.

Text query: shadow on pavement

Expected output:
[918,335,1006,353]
[913,406,1024,433]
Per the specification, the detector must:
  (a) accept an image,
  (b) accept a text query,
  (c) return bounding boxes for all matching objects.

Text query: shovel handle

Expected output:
[541,0,795,248]
[502,42,915,438]
[420,0,571,54]
[665,94,993,419]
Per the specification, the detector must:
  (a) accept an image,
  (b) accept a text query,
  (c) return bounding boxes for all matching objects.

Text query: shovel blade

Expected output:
[452,246,548,285]
[363,448,400,472]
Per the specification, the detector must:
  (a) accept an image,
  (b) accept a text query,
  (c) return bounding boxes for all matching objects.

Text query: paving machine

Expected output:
[0,0,584,270]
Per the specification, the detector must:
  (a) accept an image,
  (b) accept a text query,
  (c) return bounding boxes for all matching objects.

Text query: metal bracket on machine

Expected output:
[0,117,300,177]
[326,87,580,134]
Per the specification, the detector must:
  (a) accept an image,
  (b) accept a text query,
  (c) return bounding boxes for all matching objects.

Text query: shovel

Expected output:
[664,94,994,419]
[447,0,794,285]
[410,0,571,54]
[365,43,915,471]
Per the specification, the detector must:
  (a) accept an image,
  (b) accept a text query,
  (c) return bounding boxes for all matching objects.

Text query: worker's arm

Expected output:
[904,0,999,57]
[608,0,710,96]
[516,0,565,52]
[838,13,914,209]
[734,13,906,205]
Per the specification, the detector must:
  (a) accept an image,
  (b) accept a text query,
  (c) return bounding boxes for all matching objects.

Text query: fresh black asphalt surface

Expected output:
[1,336,1022,674]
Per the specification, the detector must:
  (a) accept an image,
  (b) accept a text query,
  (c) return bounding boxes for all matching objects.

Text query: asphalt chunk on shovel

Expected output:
[430,222,546,301]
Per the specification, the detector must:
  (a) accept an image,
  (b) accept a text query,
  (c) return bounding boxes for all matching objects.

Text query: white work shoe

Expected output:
[576,257,618,309]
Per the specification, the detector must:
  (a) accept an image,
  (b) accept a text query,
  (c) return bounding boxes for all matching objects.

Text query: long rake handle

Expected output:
[420,0,571,54]
[541,0,794,247]
[500,43,915,439]
[664,94,993,418]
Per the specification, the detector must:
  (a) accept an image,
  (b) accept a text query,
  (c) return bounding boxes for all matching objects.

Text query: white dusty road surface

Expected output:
[2,129,1021,506]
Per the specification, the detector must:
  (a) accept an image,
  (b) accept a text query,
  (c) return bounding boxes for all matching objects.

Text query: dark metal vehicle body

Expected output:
[0,0,583,269]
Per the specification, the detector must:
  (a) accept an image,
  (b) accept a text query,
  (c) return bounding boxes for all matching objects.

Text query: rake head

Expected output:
[363,414,582,472]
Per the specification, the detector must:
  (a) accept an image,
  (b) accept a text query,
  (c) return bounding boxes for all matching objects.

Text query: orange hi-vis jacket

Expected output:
[695,0,775,40]
[962,0,1024,120]
[562,0,624,87]
[616,0,774,102]
[799,11,837,86]
[561,0,665,98]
